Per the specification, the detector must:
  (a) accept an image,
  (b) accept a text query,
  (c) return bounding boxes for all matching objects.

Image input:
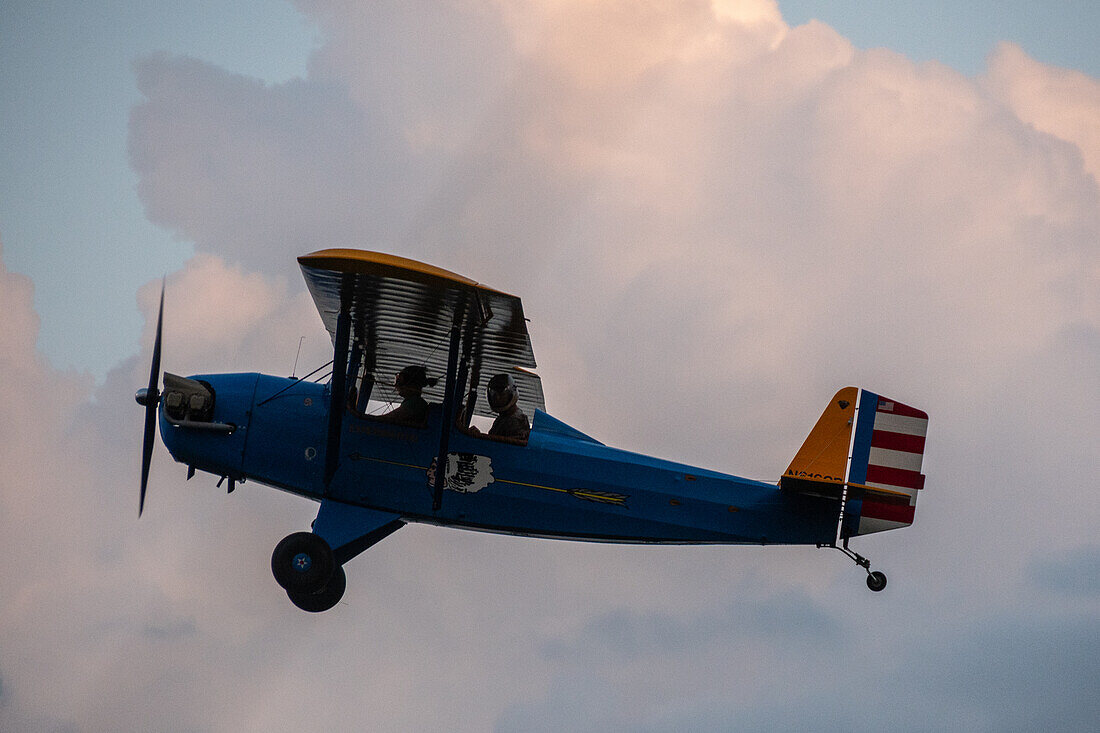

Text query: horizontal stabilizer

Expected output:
[780,475,913,505]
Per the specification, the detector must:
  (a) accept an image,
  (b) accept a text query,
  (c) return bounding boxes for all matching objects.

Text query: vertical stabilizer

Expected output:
[783,387,858,488]
[782,388,928,537]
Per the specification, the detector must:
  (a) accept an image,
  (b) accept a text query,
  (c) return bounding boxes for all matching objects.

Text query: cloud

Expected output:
[905,612,1100,733]
[539,585,842,664]
[129,53,415,273]
[1029,544,1100,598]
[4,2,1100,730]
[985,41,1100,182]
[502,609,1100,733]
[136,252,332,379]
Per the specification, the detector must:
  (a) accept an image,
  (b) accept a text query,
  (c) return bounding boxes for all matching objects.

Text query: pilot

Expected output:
[486,373,529,442]
[377,365,436,426]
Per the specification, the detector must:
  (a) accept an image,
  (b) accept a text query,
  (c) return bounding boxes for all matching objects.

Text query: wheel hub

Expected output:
[292,552,312,572]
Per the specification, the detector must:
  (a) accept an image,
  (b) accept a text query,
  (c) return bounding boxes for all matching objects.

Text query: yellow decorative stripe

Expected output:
[496,477,567,493]
[349,455,627,507]
[497,478,628,507]
[348,454,427,472]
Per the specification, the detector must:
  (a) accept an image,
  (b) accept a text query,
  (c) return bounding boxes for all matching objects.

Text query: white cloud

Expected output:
[136,253,331,379]
[986,41,1100,182]
[4,3,1100,730]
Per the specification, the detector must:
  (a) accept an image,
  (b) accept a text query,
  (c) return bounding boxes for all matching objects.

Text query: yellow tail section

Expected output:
[783,387,858,490]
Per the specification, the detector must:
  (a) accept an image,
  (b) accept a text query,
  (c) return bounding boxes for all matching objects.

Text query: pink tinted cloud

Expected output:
[135,253,331,379]
[986,41,1100,181]
[125,0,1098,557]
[3,3,1098,729]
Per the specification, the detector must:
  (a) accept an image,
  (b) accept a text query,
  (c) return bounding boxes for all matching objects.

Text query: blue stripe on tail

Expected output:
[849,389,878,485]
[842,390,878,539]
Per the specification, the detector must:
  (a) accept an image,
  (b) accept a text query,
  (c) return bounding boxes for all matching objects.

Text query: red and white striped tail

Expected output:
[853,393,929,536]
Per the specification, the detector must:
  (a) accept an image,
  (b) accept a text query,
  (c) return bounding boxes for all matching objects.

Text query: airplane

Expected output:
[136,249,929,612]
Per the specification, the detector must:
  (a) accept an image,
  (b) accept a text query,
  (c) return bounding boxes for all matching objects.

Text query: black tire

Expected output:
[866,571,887,592]
[271,532,335,594]
[288,565,346,613]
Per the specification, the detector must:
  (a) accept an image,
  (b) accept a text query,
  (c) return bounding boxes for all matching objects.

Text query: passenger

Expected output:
[377,365,436,426]
[485,373,529,442]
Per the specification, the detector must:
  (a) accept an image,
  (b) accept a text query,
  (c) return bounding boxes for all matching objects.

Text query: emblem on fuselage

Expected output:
[427,453,494,493]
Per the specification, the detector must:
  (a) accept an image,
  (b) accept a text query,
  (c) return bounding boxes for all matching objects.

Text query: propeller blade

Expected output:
[148,280,164,398]
[139,280,165,516]
[140,394,156,515]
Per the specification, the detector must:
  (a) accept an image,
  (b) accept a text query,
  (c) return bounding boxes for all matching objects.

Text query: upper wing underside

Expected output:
[298,249,544,417]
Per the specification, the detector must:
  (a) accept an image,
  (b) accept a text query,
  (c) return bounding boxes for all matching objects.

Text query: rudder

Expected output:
[848,391,928,535]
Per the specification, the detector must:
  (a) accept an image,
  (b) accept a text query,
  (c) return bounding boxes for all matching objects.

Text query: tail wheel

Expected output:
[287,565,346,613]
[866,571,887,592]
[271,532,335,594]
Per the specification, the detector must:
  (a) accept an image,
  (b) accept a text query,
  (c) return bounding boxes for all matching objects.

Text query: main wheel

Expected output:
[287,565,346,613]
[271,531,335,594]
[866,571,887,592]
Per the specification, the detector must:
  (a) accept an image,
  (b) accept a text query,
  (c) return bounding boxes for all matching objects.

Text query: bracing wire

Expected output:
[256,360,333,406]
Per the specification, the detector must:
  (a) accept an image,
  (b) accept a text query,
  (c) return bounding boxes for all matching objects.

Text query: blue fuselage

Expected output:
[160,373,838,546]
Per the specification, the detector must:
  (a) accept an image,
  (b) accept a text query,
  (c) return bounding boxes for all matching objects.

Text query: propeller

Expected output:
[135,280,165,516]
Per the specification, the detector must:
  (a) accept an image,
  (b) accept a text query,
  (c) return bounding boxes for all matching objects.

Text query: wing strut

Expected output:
[323,288,353,488]
[431,296,468,511]
[459,292,490,427]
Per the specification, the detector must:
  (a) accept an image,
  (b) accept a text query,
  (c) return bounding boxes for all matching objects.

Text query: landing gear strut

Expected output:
[818,539,888,592]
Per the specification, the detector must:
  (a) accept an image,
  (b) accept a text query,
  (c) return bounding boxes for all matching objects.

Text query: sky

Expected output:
[1,1,1098,731]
